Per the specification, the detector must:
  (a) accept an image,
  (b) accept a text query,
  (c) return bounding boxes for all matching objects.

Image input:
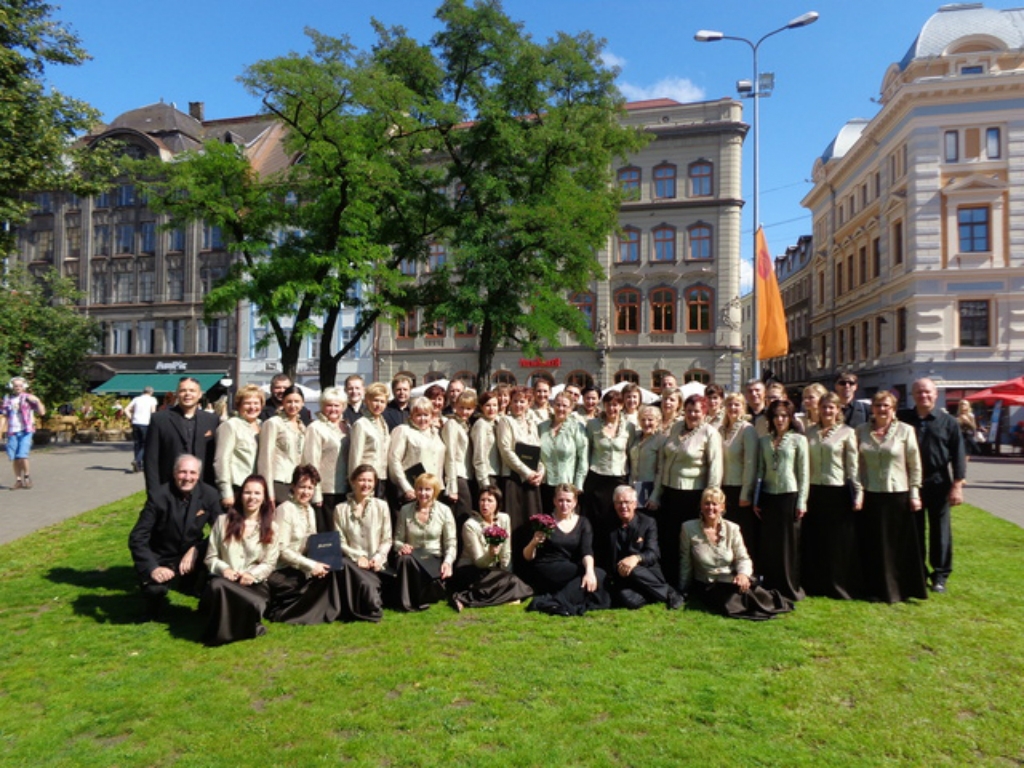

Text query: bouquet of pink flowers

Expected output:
[482,525,508,548]
[529,514,557,536]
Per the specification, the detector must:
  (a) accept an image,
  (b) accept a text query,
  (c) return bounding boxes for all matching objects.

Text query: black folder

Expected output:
[515,442,541,471]
[305,531,344,571]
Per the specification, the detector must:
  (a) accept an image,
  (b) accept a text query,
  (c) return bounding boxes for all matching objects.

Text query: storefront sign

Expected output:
[155,360,188,372]
[519,358,560,368]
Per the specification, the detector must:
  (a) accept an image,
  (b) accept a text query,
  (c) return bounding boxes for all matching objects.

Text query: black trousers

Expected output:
[916,482,953,582]
[609,565,677,609]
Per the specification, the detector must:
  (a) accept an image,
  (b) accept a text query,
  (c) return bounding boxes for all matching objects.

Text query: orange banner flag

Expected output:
[755,226,789,360]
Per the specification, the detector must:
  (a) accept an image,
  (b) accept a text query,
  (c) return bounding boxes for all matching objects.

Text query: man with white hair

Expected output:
[128,454,222,619]
[1,376,46,490]
[607,485,684,610]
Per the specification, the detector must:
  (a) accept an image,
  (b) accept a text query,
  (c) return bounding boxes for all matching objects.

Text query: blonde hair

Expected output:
[234,384,265,410]
[413,472,443,500]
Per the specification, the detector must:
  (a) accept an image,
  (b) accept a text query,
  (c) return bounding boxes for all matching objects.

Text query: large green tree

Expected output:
[0,0,117,255]
[142,31,440,386]
[0,266,101,407]
[378,0,649,385]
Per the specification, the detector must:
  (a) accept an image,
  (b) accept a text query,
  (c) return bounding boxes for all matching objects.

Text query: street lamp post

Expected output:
[695,11,819,381]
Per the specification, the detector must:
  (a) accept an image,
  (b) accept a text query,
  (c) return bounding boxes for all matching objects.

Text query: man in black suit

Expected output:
[383,374,413,432]
[144,376,220,491]
[259,373,313,425]
[129,454,222,618]
[608,486,684,610]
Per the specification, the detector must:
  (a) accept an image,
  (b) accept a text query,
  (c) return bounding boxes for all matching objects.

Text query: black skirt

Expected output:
[504,475,542,574]
[527,560,611,616]
[387,552,449,612]
[343,563,384,622]
[201,577,270,646]
[757,491,805,602]
[802,484,862,599]
[447,566,533,609]
[857,491,928,603]
[653,487,703,590]
[694,580,794,621]
[265,567,344,625]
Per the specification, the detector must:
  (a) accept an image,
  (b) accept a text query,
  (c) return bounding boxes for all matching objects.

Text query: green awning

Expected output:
[92,373,227,396]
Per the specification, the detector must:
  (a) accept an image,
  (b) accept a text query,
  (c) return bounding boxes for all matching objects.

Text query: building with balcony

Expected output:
[801,3,1024,405]
[374,97,747,394]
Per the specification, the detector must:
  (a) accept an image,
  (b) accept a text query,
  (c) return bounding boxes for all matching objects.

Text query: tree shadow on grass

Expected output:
[45,565,206,642]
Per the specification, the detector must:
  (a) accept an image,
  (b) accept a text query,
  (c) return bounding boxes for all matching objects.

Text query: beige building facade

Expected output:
[801,4,1024,405]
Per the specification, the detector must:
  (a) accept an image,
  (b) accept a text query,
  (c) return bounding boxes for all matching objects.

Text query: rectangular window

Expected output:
[454,321,477,337]
[202,225,223,250]
[850,325,857,362]
[167,263,184,301]
[617,168,640,201]
[686,288,712,332]
[252,328,269,359]
[862,321,870,360]
[66,226,81,259]
[200,318,228,353]
[818,272,825,306]
[838,329,846,364]
[986,127,1001,159]
[615,290,640,333]
[872,238,881,279]
[570,293,595,332]
[424,319,446,338]
[689,163,712,197]
[396,312,416,339]
[653,165,676,199]
[688,225,712,260]
[652,228,675,262]
[896,307,907,352]
[137,321,155,355]
[875,317,884,357]
[399,258,416,276]
[111,321,133,354]
[944,130,959,162]
[164,320,184,354]
[139,270,155,302]
[168,228,186,252]
[95,190,111,208]
[428,243,446,272]
[115,184,135,207]
[140,222,156,254]
[33,230,54,262]
[91,269,108,304]
[961,64,984,75]
[116,224,134,254]
[93,224,110,256]
[650,289,675,333]
[893,221,904,265]
[847,258,854,292]
[959,300,991,347]
[618,229,640,263]
[113,269,134,303]
[858,246,867,286]
[958,206,989,252]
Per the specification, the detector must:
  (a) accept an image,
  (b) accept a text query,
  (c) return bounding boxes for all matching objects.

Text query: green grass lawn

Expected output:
[1,494,1023,767]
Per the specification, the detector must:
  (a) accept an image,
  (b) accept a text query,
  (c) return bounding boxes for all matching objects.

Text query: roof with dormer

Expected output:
[898,3,1024,71]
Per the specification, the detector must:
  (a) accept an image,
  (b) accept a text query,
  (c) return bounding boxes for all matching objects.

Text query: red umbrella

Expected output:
[965,375,1024,405]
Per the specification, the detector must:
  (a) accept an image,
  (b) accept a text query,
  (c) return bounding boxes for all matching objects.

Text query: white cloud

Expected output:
[618,77,705,104]
[600,51,627,71]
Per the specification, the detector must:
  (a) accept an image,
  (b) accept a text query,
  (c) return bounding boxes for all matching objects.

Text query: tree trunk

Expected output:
[319,304,341,391]
[476,316,496,392]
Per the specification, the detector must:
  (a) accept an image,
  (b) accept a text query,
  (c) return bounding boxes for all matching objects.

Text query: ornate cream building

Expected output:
[375,97,747,393]
[801,3,1024,404]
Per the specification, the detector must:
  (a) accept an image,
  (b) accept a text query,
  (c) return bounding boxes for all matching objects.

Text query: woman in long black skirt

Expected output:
[855,391,927,603]
[390,473,457,611]
[803,393,863,599]
[335,464,392,622]
[680,488,793,620]
[652,394,722,589]
[202,475,279,645]
[754,399,808,602]
[266,465,345,625]
[495,387,544,573]
[448,485,533,610]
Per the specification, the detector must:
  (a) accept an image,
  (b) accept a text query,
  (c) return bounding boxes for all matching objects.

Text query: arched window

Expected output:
[423,371,446,383]
[570,292,596,331]
[618,227,640,263]
[614,369,640,385]
[565,370,595,389]
[688,224,712,260]
[452,370,477,387]
[614,288,640,333]
[689,161,713,197]
[617,167,641,200]
[683,369,711,384]
[650,287,676,334]
[528,371,555,387]
[651,369,674,393]
[686,287,713,332]
[653,164,676,199]
[491,370,517,386]
[652,226,676,262]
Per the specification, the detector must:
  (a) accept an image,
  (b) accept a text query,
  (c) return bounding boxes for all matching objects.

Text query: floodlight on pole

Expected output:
[694,11,819,381]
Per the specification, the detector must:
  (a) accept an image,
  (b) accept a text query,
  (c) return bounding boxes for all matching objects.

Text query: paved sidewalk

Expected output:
[0,442,1021,546]
[1,440,145,545]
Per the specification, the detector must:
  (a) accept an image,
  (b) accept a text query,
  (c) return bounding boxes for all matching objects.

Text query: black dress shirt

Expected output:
[898,407,966,486]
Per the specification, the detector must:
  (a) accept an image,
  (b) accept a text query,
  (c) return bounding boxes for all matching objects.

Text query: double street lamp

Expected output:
[695,12,819,381]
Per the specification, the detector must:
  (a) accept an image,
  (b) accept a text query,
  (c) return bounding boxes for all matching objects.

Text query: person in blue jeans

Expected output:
[2,376,46,490]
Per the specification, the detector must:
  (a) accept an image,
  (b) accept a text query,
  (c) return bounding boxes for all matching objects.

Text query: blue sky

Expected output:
[47,0,973,285]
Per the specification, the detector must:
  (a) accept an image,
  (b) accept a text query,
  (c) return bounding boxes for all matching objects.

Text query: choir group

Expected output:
[129,371,962,645]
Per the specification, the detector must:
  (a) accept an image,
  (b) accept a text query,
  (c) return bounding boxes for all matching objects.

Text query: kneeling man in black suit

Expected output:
[608,485,684,610]
[129,454,222,618]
